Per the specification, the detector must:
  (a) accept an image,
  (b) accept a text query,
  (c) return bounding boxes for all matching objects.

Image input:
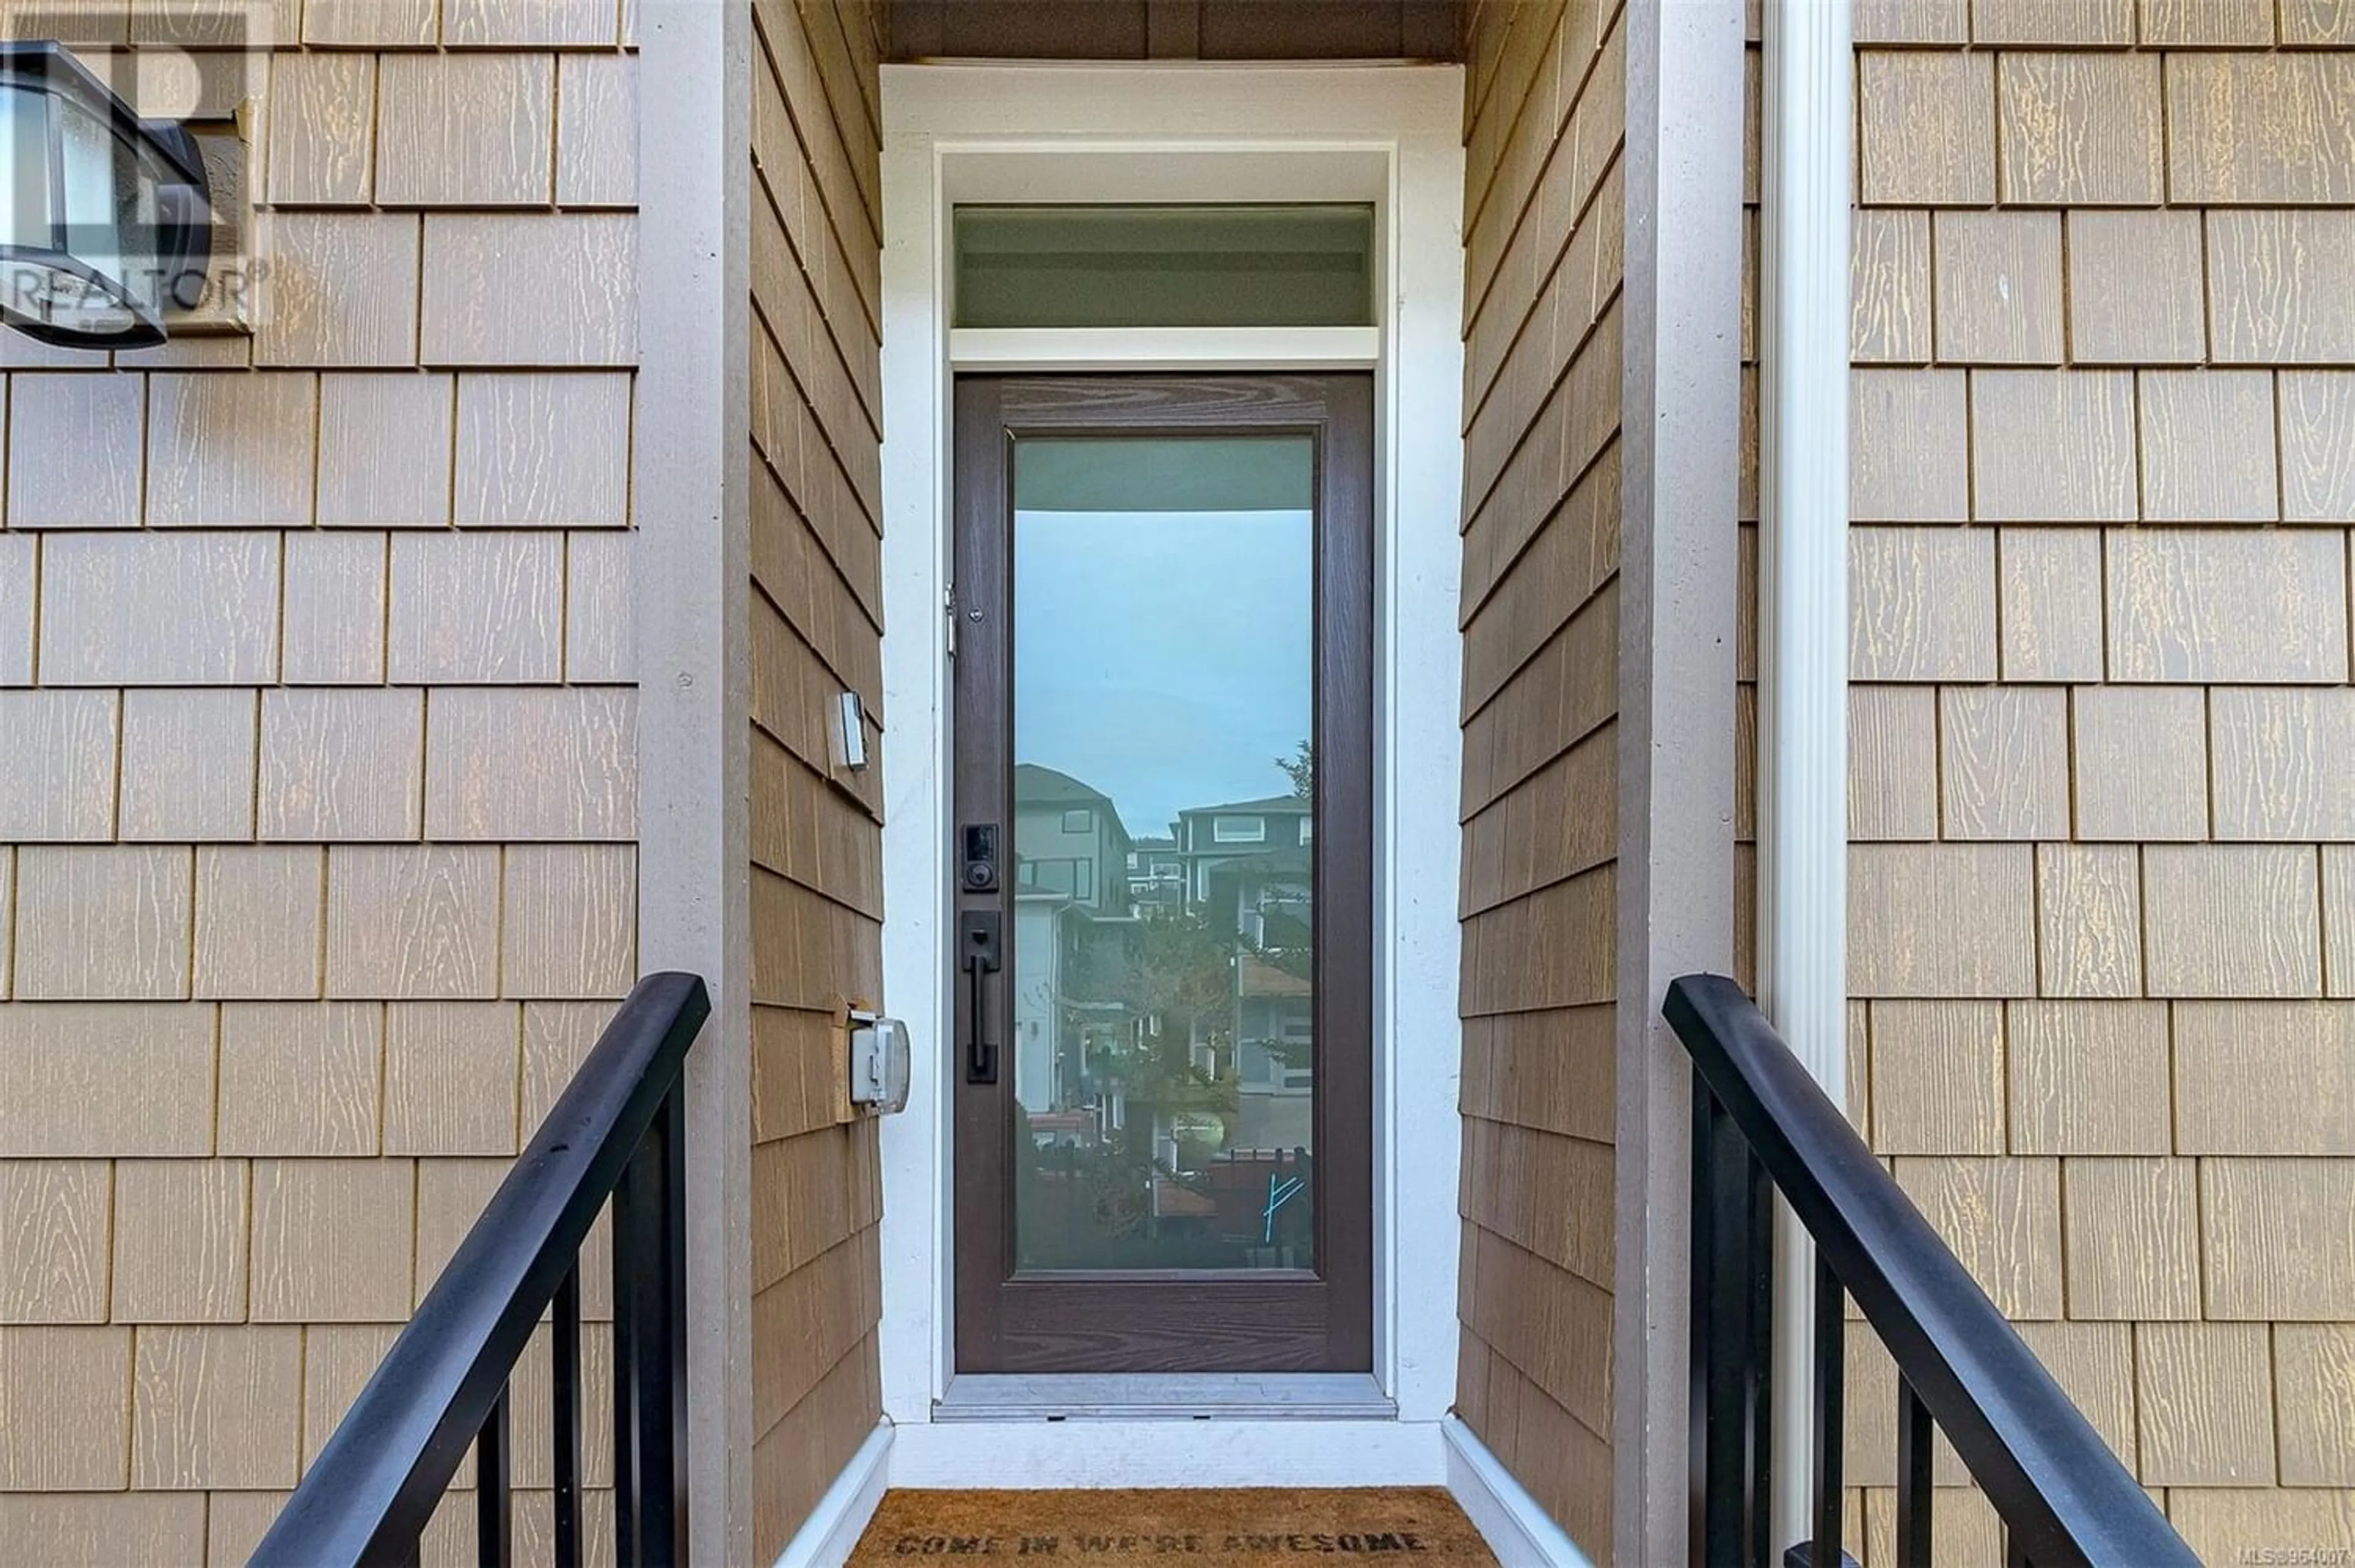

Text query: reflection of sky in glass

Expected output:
[1014,506,1312,838]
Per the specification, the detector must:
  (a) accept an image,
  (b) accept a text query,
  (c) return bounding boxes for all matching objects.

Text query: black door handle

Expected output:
[960,910,1002,1084]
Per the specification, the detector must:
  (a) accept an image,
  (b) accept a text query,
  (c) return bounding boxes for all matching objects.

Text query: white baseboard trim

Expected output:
[889,1417,1447,1488]
[1442,1415,1595,1567]
[776,1420,894,1568]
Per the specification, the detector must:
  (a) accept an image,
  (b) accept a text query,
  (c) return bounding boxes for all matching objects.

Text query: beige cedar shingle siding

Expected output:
[1845,2,2355,1550]
[1452,0,1623,1558]
[746,0,886,1556]
[0,6,643,1556]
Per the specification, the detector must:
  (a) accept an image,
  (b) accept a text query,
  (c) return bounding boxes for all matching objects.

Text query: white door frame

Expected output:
[875,62,1467,1474]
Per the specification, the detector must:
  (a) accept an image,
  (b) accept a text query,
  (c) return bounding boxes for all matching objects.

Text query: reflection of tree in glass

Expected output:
[1277,738,1313,800]
[1072,909,1238,1114]
[1250,740,1317,1074]
[1041,910,1239,1243]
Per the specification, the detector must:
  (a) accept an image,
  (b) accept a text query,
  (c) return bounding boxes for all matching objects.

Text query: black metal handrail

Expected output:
[251,971,711,1568]
[1666,973,2196,1568]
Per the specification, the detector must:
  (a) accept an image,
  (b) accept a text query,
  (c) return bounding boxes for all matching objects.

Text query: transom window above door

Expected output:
[952,204,1377,329]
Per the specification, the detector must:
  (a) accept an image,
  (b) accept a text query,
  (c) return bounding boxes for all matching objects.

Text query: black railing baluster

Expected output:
[1691,1078,1731,1568]
[1745,1142,1774,1568]
[553,1263,583,1568]
[1895,1374,1933,1568]
[1810,1250,1842,1568]
[613,1089,689,1567]
[1693,1076,1775,1568]
[477,1382,512,1568]
[1689,1074,1718,1568]
[613,1174,644,1565]
[656,1089,689,1563]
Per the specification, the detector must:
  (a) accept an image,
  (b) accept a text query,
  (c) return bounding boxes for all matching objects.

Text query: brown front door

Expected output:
[951,373,1374,1373]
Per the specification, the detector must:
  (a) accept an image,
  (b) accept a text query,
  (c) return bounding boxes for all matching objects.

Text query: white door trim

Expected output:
[876,63,1467,1463]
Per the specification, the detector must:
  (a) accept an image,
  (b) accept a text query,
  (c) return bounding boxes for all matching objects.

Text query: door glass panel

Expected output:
[954,204,1376,329]
[1010,433,1317,1272]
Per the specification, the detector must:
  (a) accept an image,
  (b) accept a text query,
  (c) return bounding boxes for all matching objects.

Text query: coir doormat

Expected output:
[850,1488,1498,1562]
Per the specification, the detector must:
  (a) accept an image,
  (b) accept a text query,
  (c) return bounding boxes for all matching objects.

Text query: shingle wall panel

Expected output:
[2063,1158,2201,1321]
[2007,1001,2171,1154]
[1997,529,2104,683]
[1970,369,2138,522]
[1931,211,2062,364]
[1851,208,1932,363]
[2137,369,2280,522]
[1861,52,1995,205]
[118,689,258,844]
[0,690,118,843]
[374,53,554,207]
[265,52,375,205]
[744,2,887,1555]
[1850,527,1997,681]
[2207,210,2355,364]
[1851,42,2355,1498]
[2143,844,2323,998]
[0,1163,111,1325]
[2275,1325,2355,1485]
[1996,52,2164,205]
[38,533,280,687]
[2107,530,2348,684]
[2067,211,2207,365]
[6,375,143,529]
[2134,1321,2278,1485]
[278,536,386,689]
[1,29,652,1545]
[2072,686,2210,842]
[112,1159,251,1325]
[2175,1001,2355,1152]
[1453,4,1623,1558]
[2035,842,2145,998]
[1851,370,1967,521]
[0,534,33,686]
[2168,52,2355,205]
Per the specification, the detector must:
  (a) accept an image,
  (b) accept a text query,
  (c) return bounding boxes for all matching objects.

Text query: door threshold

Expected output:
[933,1372,1396,1422]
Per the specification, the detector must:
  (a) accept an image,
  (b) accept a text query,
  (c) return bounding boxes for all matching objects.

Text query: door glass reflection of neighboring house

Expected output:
[1009,771,1320,1275]
[1176,795,1316,1158]
[1009,763,1135,1181]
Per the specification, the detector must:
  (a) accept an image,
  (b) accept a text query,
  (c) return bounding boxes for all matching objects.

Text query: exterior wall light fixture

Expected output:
[0,41,212,348]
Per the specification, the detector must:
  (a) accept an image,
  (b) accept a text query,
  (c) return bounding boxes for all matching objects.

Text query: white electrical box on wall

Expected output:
[848,1009,910,1114]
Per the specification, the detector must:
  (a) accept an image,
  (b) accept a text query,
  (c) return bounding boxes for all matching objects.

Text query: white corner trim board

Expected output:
[1441,1417,1598,1568]
[776,1421,894,1568]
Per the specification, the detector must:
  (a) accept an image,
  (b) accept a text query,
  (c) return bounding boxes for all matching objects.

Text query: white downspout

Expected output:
[1759,0,1853,1556]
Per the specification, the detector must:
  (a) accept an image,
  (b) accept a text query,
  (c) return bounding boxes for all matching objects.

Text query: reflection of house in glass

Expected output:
[1011,765,1316,1271]
[1010,763,1134,1140]
[1175,796,1315,1155]
[1125,833,1185,919]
